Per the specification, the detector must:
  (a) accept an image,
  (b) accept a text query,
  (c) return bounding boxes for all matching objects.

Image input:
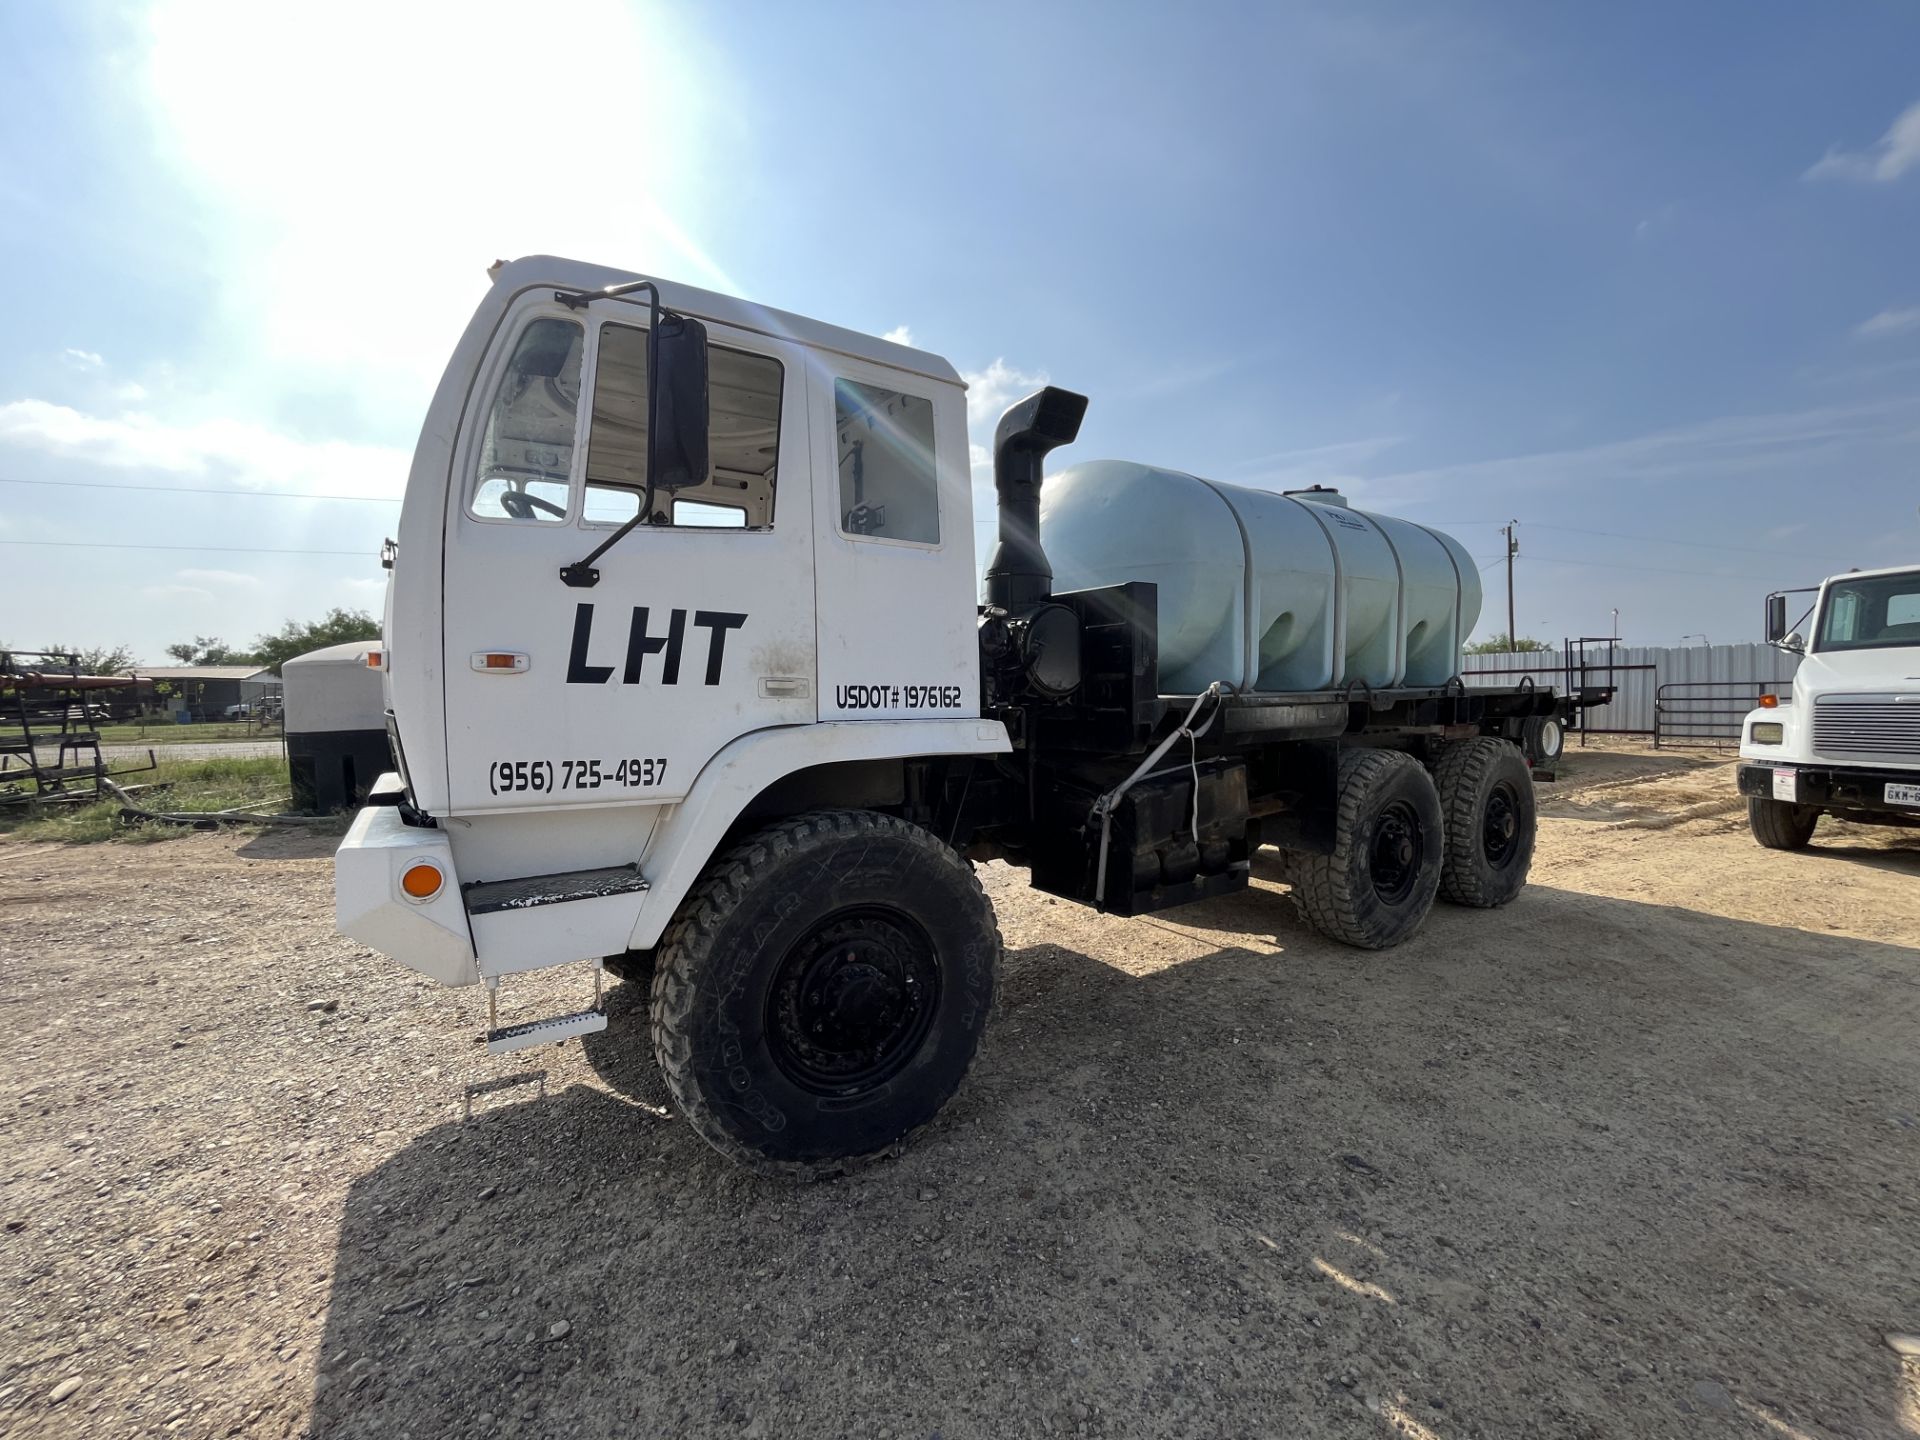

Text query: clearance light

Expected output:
[1758,693,1778,708]
[470,651,530,674]
[366,650,383,669]
[1751,722,1784,744]
[400,861,445,901]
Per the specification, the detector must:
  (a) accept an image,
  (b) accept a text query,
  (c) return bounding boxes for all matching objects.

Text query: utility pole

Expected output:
[1503,522,1519,647]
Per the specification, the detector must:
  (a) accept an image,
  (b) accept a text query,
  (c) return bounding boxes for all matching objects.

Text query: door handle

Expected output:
[471,651,531,674]
[758,676,810,698]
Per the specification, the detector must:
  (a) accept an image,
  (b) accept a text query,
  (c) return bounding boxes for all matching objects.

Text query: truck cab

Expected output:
[1737,565,1920,847]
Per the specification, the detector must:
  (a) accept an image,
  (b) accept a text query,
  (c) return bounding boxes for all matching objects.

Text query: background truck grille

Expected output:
[1812,699,1920,759]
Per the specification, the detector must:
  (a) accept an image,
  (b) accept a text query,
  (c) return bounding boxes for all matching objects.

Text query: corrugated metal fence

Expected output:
[1462,643,1800,746]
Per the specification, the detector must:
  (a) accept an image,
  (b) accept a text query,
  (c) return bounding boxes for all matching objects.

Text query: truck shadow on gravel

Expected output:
[309,888,1920,1440]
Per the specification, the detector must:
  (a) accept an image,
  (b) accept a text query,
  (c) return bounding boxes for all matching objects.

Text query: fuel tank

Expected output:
[1039,460,1481,694]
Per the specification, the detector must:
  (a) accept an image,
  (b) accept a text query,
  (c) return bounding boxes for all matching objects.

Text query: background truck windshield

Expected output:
[1814,570,1920,652]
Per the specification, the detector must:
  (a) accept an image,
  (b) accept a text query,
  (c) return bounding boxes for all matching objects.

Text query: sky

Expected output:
[3,0,1919,662]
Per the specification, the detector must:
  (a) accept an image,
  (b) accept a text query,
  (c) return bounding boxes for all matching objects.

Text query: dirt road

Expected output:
[3,745,1917,1438]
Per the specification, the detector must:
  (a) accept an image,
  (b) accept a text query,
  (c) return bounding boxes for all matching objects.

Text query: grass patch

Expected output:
[0,755,299,844]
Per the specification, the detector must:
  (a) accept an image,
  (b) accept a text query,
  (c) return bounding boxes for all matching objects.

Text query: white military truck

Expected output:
[336,256,1587,1176]
[1738,565,1920,847]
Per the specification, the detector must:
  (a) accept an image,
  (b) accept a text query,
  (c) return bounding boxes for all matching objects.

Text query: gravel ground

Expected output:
[2,742,1918,1439]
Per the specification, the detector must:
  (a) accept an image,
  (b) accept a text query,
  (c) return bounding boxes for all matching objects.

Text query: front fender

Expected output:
[624,718,1010,950]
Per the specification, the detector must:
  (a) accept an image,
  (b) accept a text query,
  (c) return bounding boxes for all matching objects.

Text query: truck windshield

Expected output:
[1814,570,1920,652]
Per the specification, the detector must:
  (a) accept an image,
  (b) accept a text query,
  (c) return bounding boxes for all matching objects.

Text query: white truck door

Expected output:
[809,358,980,720]
[439,295,815,814]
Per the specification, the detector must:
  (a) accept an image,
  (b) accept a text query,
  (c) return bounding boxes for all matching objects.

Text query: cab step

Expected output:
[485,1007,608,1056]
[463,863,649,915]
[484,962,607,1056]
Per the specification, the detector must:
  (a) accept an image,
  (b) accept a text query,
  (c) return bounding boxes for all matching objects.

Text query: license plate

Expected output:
[1772,769,1798,802]
[1888,782,1920,807]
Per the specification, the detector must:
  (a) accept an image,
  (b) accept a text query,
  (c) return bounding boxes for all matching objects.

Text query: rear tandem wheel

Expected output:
[1288,748,1445,950]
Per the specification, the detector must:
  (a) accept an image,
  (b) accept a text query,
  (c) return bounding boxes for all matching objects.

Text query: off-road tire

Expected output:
[1290,749,1444,950]
[1521,714,1564,764]
[1747,797,1819,850]
[1433,737,1536,907]
[650,810,1000,1179]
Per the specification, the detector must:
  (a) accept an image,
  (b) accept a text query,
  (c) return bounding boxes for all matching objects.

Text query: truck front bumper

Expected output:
[334,777,479,986]
[1736,761,1920,826]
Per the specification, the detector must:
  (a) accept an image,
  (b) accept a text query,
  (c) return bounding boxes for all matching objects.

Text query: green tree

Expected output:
[40,643,137,675]
[163,636,254,667]
[248,608,381,675]
[1465,633,1554,655]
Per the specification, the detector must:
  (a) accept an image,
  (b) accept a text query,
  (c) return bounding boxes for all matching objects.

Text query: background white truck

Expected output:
[1739,565,1920,846]
[336,257,1597,1176]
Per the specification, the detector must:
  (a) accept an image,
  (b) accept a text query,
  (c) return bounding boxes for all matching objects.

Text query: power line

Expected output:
[1513,552,1781,583]
[0,476,399,503]
[1527,521,1848,563]
[0,539,376,557]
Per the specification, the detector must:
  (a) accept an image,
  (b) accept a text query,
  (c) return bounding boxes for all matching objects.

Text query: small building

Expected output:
[139,665,282,722]
[282,642,391,811]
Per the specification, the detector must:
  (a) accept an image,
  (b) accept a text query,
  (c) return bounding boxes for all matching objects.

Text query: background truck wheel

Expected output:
[650,809,1000,1178]
[1520,714,1564,764]
[1747,797,1819,850]
[1433,737,1536,907]
[1290,749,1444,950]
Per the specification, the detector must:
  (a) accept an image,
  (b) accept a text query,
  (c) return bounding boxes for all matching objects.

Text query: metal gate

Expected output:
[1654,680,1789,750]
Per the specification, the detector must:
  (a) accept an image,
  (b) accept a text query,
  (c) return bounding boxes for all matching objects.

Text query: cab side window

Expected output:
[835,379,939,544]
[584,323,782,529]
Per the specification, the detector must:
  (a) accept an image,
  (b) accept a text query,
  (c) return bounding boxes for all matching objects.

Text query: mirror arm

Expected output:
[559,282,669,588]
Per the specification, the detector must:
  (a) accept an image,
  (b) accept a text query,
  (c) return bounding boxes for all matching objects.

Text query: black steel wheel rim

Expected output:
[1368,800,1423,905]
[765,907,941,1094]
[1482,782,1522,868]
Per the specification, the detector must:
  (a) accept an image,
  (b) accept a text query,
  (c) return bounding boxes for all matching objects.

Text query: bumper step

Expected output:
[464,863,648,916]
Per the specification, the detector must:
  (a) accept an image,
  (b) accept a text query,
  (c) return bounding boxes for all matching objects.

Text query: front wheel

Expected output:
[1747,797,1819,850]
[651,810,1000,1178]
[1290,749,1444,950]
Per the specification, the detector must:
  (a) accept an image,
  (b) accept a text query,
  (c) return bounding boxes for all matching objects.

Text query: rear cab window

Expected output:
[834,379,940,545]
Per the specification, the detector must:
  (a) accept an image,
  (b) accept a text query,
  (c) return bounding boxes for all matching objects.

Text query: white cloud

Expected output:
[1854,306,1920,340]
[881,325,915,347]
[1804,99,1920,183]
[962,359,1048,439]
[62,348,104,371]
[177,568,262,588]
[1364,396,1920,494]
[114,381,150,403]
[959,359,1049,496]
[0,399,408,496]
[140,583,213,604]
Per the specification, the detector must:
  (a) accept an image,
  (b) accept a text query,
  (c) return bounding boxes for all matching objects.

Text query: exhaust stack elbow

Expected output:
[984,386,1088,611]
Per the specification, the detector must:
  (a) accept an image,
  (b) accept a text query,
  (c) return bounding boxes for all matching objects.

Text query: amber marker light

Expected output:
[400,861,444,901]
[1759,694,1778,708]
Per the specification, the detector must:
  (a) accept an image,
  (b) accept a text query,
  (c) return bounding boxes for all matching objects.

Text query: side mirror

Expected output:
[648,313,710,502]
[1764,592,1787,643]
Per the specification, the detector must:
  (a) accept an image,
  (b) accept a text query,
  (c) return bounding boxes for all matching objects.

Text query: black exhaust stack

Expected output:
[984,386,1088,611]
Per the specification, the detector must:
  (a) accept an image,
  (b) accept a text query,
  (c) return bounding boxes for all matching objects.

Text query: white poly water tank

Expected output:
[1039,461,1481,694]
